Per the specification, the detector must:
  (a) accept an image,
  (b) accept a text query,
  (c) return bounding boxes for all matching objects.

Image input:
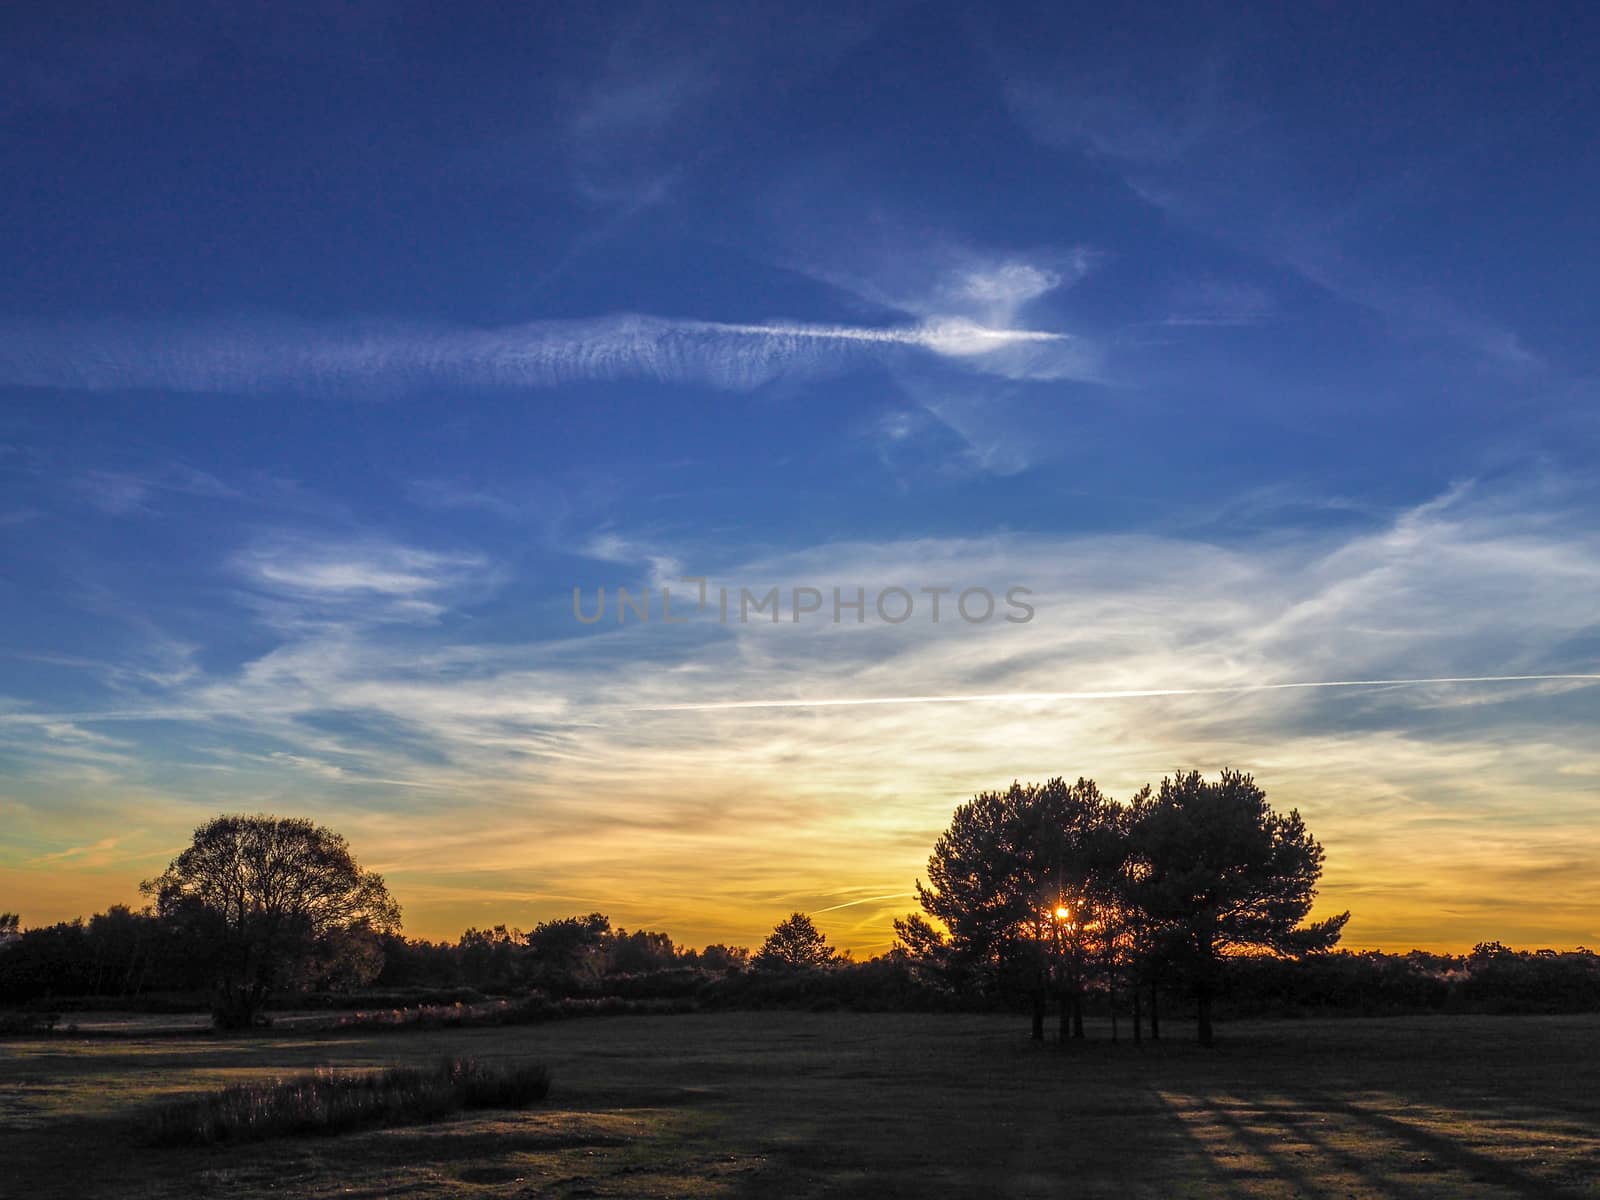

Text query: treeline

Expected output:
[1216,944,1600,1018]
[381,914,753,994]
[5,903,1599,1022]
[6,774,1600,1036]
[0,907,752,1008]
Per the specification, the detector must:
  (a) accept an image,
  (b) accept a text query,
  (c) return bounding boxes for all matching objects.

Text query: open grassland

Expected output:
[3,1012,1598,1198]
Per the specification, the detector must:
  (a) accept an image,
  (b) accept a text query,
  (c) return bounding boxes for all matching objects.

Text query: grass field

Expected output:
[3,1012,1598,1198]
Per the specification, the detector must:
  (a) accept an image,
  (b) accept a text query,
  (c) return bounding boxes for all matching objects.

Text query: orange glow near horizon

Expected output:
[4,726,1599,960]
[2,801,1597,959]
[1,853,1593,959]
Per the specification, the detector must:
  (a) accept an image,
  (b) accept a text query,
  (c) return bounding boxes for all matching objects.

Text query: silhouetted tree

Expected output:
[916,779,1128,1040]
[608,927,679,973]
[1018,778,1125,1039]
[915,784,1043,1031]
[304,924,387,991]
[891,911,954,988]
[0,907,215,1003]
[695,943,750,974]
[1075,799,1139,1042]
[526,913,611,990]
[1121,785,1178,1040]
[141,815,400,1029]
[1470,940,1513,962]
[0,912,18,946]
[458,924,524,988]
[753,912,836,971]
[83,905,155,996]
[1128,770,1348,1045]
[375,932,464,989]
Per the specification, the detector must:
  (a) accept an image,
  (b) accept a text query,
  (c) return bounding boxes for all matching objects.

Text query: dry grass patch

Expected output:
[147,1057,551,1145]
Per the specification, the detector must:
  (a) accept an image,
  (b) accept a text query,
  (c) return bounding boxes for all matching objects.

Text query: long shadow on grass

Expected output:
[1162,1085,1595,1200]
[1200,1097,1355,1200]
[1277,1088,1594,1200]
[1246,1092,1452,1200]
[1158,1090,1351,1200]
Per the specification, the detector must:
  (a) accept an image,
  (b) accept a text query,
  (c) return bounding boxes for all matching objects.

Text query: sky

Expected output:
[2,2,1598,955]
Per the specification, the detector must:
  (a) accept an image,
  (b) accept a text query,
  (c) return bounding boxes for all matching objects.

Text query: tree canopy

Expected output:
[1128,770,1349,1043]
[905,770,1346,1044]
[912,778,1132,1039]
[525,912,612,972]
[141,814,400,1028]
[753,912,837,971]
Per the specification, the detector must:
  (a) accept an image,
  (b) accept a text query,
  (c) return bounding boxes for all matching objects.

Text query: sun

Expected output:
[1053,905,1071,921]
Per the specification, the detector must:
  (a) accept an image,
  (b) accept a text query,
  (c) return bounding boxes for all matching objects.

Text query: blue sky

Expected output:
[2,2,1598,951]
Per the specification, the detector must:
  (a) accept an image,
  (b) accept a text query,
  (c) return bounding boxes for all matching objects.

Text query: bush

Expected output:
[274,987,491,1012]
[146,1057,551,1145]
[326,992,696,1033]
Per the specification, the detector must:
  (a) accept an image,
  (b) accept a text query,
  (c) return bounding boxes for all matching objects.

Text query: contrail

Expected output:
[633,673,1600,712]
[809,892,921,914]
[0,314,1071,396]
[701,319,1066,350]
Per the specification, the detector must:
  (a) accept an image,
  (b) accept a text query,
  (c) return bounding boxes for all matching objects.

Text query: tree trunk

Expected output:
[1031,990,1045,1041]
[1058,993,1069,1042]
[1149,980,1160,1040]
[1133,988,1143,1044]
[1072,993,1085,1039]
[1110,994,1119,1044]
[1197,986,1214,1047]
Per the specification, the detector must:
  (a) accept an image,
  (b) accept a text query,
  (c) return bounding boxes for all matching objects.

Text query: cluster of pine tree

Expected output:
[897,770,1348,1045]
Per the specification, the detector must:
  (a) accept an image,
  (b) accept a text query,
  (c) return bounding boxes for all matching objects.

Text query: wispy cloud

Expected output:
[1006,59,1244,166]
[27,836,126,868]
[70,463,235,516]
[8,479,1600,949]
[1005,67,1542,374]
[230,536,490,628]
[559,2,900,209]
[1155,279,1276,329]
[635,675,1600,712]
[758,232,1107,473]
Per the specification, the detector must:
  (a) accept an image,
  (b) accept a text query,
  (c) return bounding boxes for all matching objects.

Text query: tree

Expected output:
[915,784,1040,1029]
[84,905,156,996]
[752,912,836,971]
[696,943,750,974]
[1128,770,1348,1046]
[525,912,612,989]
[1016,777,1123,1040]
[915,779,1125,1040]
[0,912,18,946]
[460,924,525,989]
[141,815,400,1028]
[608,927,679,974]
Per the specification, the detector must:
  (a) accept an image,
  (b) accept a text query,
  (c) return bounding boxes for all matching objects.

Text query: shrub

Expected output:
[274,987,490,1012]
[325,992,695,1033]
[446,1057,554,1108]
[146,1057,551,1145]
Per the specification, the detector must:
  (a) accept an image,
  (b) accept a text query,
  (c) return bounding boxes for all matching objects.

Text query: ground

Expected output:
[2,1011,1598,1198]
